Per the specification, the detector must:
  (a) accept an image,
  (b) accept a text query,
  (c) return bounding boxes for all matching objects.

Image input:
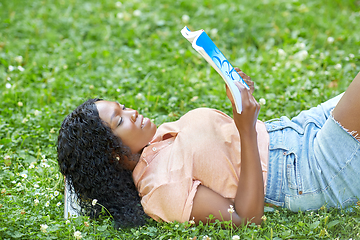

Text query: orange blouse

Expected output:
[132,108,270,223]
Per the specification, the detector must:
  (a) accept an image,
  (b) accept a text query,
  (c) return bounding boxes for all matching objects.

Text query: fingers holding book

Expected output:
[231,81,260,135]
[235,67,254,94]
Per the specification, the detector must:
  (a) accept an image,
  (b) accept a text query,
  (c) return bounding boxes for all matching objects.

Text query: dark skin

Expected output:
[100,67,360,227]
[332,72,360,136]
[191,70,360,227]
[190,68,264,226]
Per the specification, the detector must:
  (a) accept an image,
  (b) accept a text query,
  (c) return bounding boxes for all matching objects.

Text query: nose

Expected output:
[130,110,138,122]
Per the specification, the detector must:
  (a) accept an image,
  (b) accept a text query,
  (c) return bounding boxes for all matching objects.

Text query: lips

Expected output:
[141,117,149,128]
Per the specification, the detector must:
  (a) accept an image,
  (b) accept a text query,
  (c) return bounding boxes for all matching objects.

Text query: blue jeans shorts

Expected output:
[264,93,360,211]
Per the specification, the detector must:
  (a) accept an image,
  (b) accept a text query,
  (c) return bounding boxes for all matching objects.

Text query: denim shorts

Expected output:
[264,93,360,211]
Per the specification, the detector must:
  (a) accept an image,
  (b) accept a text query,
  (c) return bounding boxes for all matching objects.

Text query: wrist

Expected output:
[236,125,257,138]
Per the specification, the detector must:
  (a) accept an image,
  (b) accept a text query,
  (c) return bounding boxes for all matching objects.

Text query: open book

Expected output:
[181,26,249,113]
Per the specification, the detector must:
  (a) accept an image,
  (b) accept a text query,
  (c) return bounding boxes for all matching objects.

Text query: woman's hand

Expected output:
[226,81,260,136]
[235,67,254,94]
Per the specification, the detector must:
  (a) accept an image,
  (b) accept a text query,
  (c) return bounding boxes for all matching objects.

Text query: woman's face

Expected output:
[95,100,157,154]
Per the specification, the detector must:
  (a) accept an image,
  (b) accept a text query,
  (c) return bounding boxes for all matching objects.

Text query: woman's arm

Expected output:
[190,77,264,226]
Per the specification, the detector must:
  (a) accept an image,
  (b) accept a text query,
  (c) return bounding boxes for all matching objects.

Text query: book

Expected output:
[64,177,80,218]
[181,26,249,113]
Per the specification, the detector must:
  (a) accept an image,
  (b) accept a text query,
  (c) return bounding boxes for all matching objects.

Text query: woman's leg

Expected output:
[332,72,360,138]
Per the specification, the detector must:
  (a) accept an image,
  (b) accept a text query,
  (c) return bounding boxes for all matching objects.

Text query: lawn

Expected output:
[1,0,359,239]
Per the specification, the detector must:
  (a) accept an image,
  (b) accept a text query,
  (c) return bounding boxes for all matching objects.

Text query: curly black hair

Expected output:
[57,98,148,228]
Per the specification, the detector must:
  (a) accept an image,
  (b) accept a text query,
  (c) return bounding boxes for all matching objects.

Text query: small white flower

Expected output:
[66,220,70,224]
[259,98,266,105]
[22,118,28,123]
[50,194,54,200]
[349,53,355,59]
[232,236,240,240]
[134,49,140,55]
[21,173,27,178]
[5,83,11,89]
[181,14,190,23]
[327,36,335,44]
[56,202,61,206]
[278,49,286,56]
[334,63,342,70]
[54,191,59,196]
[34,110,41,116]
[34,184,39,188]
[45,201,50,207]
[308,71,315,77]
[210,28,218,37]
[293,49,308,61]
[298,42,306,49]
[133,10,141,17]
[135,93,144,100]
[92,199,98,206]
[18,102,23,107]
[261,215,267,221]
[189,217,195,224]
[15,56,23,63]
[190,96,199,102]
[202,235,211,240]
[18,66,25,72]
[55,173,59,179]
[8,65,14,71]
[50,128,55,133]
[40,162,50,168]
[74,231,82,240]
[227,205,234,214]
[115,1,122,8]
[116,12,123,19]
[298,4,309,12]
[16,183,22,187]
[34,199,39,206]
[40,224,48,233]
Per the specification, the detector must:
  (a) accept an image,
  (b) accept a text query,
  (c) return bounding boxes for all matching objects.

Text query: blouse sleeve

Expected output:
[141,180,201,223]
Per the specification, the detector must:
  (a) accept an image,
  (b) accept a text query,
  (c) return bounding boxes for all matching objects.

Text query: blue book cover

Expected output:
[181,26,249,113]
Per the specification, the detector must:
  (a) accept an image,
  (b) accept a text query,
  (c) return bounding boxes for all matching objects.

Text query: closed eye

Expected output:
[118,117,123,127]
[117,103,126,126]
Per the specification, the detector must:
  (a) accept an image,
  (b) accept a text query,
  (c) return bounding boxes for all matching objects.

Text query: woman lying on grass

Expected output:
[57,68,360,228]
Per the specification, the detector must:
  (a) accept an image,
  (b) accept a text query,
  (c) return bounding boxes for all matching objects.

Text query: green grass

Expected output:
[1,0,359,239]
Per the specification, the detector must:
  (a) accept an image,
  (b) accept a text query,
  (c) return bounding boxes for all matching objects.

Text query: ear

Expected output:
[115,155,129,163]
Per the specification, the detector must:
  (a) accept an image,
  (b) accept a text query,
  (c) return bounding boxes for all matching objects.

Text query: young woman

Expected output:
[57,68,360,228]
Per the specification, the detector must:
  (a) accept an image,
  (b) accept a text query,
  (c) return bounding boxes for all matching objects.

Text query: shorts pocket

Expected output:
[286,151,298,190]
[285,191,325,212]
